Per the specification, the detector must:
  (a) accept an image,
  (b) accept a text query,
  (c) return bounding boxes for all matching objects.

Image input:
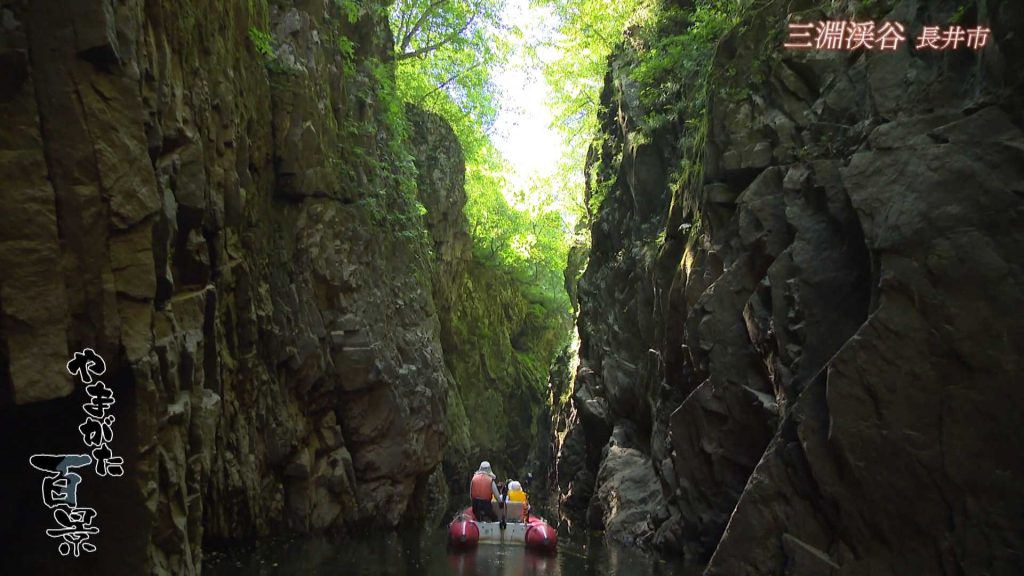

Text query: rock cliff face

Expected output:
[0,0,567,571]
[0,0,459,573]
[558,0,1024,574]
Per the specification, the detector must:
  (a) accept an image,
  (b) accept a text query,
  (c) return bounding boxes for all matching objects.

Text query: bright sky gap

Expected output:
[491,0,563,208]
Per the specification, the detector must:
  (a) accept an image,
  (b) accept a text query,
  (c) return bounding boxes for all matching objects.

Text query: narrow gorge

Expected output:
[1,0,1022,575]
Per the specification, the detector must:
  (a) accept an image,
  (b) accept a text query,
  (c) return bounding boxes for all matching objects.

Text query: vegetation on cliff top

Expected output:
[538,0,749,218]
[376,0,753,299]
[381,0,753,257]
[389,0,572,314]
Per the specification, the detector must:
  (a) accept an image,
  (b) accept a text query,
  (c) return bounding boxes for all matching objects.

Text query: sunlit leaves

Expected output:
[523,0,646,225]
[390,0,581,313]
[392,0,508,142]
[530,0,645,143]
[630,1,745,134]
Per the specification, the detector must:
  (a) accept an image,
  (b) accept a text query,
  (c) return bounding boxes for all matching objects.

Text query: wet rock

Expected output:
[782,533,840,576]
[0,0,452,573]
[562,0,1024,573]
[592,424,666,545]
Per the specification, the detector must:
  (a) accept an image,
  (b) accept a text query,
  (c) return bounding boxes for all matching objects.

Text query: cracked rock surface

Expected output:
[555,1,1024,574]
[0,1,455,573]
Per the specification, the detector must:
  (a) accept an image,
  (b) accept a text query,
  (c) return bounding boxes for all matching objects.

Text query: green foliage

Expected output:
[337,35,356,62]
[442,260,570,473]
[949,2,973,24]
[527,0,644,222]
[248,27,275,58]
[629,1,748,237]
[369,58,412,150]
[535,0,748,220]
[629,1,746,135]
[391,0,507,161]
[393,0,507,63]
[335,0,364,24]
[357,189,432,250]
[462,165,572,313]
[532,0,643,153]
[327,25,425,246]
[353,56,427,244]
[391,0,573,315]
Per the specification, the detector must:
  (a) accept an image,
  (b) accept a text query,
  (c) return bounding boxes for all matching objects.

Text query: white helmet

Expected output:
[508,480,522,491]
[477,461,494,476]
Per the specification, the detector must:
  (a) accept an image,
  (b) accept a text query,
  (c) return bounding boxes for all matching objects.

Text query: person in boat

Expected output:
[470,461,501,521]
[506,480,527,503]
[506,480,529,522]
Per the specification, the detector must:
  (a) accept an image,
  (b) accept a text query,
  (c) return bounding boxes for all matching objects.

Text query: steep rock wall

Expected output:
[559,0,1024,574]
[0,0,451,574]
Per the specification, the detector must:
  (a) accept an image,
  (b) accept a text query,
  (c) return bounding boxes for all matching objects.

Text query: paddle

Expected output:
[499,481,508,530]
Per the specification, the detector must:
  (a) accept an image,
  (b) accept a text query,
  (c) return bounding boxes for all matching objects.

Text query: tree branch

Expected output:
[416,60,483,103]
[398,11,477,60]
[398,0,448,53]
[395,5,414,48]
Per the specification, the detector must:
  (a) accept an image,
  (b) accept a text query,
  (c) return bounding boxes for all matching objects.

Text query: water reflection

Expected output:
[205,528,700,576]
[447,545,556,576]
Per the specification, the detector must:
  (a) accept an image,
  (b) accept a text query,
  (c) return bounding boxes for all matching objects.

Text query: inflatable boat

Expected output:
[447,501,557,554]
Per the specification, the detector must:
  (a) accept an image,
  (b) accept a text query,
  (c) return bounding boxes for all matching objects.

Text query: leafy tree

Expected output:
[391,0,508,152]
[391,0,573,314]
[393,0,500,61]
[530,0,643,151]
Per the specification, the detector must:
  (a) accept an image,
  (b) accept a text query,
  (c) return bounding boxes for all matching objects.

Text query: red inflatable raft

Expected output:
[447,504,557,554]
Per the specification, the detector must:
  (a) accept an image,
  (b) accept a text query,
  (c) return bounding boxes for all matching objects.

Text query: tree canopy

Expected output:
[384,0,748,312]
[391,0,572,313]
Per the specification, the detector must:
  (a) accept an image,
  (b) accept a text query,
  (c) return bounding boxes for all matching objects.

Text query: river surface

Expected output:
[205,528,701,576]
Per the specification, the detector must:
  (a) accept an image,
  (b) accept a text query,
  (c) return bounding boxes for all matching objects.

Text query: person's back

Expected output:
[470,471,493,500]
[469,461,500,521]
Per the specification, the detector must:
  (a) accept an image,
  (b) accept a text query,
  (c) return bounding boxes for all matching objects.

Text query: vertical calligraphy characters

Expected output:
[28,349,123,558]
[784,20,991,52]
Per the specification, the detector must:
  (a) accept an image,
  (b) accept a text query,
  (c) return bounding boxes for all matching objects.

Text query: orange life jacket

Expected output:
[470,473,494,500]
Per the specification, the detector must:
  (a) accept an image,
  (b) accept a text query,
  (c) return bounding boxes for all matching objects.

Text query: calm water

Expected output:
[205,528,701,576]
